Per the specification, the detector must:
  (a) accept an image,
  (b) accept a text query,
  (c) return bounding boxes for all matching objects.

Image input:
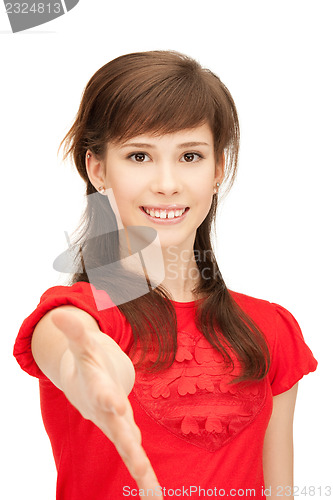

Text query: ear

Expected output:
[85,151,106,193]
[214,151,225,185]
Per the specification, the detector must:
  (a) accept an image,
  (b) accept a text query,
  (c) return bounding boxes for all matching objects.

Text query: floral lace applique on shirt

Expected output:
[133,330,267,452]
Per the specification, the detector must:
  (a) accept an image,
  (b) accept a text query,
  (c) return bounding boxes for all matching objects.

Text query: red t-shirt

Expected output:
[13,282,318,500]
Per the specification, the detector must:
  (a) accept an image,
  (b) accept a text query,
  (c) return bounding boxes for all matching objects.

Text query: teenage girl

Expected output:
[14,50,318,500]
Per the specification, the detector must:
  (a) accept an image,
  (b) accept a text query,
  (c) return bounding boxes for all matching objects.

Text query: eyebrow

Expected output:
[120,141,210,149]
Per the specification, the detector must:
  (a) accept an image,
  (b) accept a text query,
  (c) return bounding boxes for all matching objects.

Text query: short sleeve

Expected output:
[13,281,118,380]
[268,303,318,396]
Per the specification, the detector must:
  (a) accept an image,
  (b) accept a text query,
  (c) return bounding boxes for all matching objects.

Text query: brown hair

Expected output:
[59,50,270,384]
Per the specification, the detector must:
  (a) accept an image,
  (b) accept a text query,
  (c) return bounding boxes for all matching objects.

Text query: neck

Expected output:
[158,244,201,302]
[118,227,203,303]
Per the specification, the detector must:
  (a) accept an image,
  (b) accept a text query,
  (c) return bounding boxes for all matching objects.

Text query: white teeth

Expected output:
[143,207,186,219]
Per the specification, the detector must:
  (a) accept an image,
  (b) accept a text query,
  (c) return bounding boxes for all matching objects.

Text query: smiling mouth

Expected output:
[140,206,189,219]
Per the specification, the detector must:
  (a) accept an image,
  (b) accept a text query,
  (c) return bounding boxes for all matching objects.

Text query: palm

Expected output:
[51,308,162,495]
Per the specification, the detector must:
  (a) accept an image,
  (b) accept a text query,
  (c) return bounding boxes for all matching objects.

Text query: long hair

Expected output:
[59,50,270,384]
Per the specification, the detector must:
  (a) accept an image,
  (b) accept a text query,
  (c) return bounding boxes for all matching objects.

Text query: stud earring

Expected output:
[87,153,91,159]
[98,185,106,194]
[214,182,220,194]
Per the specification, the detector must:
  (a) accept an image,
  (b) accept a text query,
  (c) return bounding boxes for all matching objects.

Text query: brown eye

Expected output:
[181,153,202,163]
[135,153,145,162]
[129,153,149,163]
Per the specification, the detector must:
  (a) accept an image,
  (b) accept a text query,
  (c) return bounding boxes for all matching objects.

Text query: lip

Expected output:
[139,206,190,224]
[141,204,188,210]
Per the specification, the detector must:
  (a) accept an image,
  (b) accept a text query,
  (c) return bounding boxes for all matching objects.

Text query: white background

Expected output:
[1,1,331,498]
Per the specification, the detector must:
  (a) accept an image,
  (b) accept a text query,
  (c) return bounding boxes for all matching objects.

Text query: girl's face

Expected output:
[87,123,224,250]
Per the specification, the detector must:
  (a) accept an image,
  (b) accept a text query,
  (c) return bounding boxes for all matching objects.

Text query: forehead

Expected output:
[109,123,214,150]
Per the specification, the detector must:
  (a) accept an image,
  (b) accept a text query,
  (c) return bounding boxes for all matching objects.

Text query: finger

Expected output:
[135,460,163,498]
[102,411,155,480]
[123,442,163,498]
[115,438,162,495]
[98,408,163,495]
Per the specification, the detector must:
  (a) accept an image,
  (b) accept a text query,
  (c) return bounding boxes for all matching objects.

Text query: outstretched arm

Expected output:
[31,305,162,496]
[263,382,298,499]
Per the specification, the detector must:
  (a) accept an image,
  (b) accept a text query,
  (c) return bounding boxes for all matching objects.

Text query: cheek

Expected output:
[106,170,129,196]
[111,182,140,217]
[195,181,214,205]
[107,165,142,195]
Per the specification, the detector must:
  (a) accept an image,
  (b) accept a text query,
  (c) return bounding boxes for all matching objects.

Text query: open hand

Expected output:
[50,308,163,497]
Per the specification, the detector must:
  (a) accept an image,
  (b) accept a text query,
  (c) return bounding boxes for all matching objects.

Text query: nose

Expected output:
[151,161,182,196]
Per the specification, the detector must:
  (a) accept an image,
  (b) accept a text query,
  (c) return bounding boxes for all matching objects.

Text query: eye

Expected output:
[128,152,150,163]
[180,152,203,163]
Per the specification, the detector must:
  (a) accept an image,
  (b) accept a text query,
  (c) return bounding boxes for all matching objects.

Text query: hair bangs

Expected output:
[103,67,216,145]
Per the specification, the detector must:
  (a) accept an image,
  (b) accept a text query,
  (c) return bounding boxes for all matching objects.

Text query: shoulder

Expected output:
[41,281,123,314]
[14,280,133,379]
[228,288,277,325]
[228,289,318,394]
[41,280,102,302]
[227,288,296,348]
[39,280,129,346]
[228,288,272,309]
